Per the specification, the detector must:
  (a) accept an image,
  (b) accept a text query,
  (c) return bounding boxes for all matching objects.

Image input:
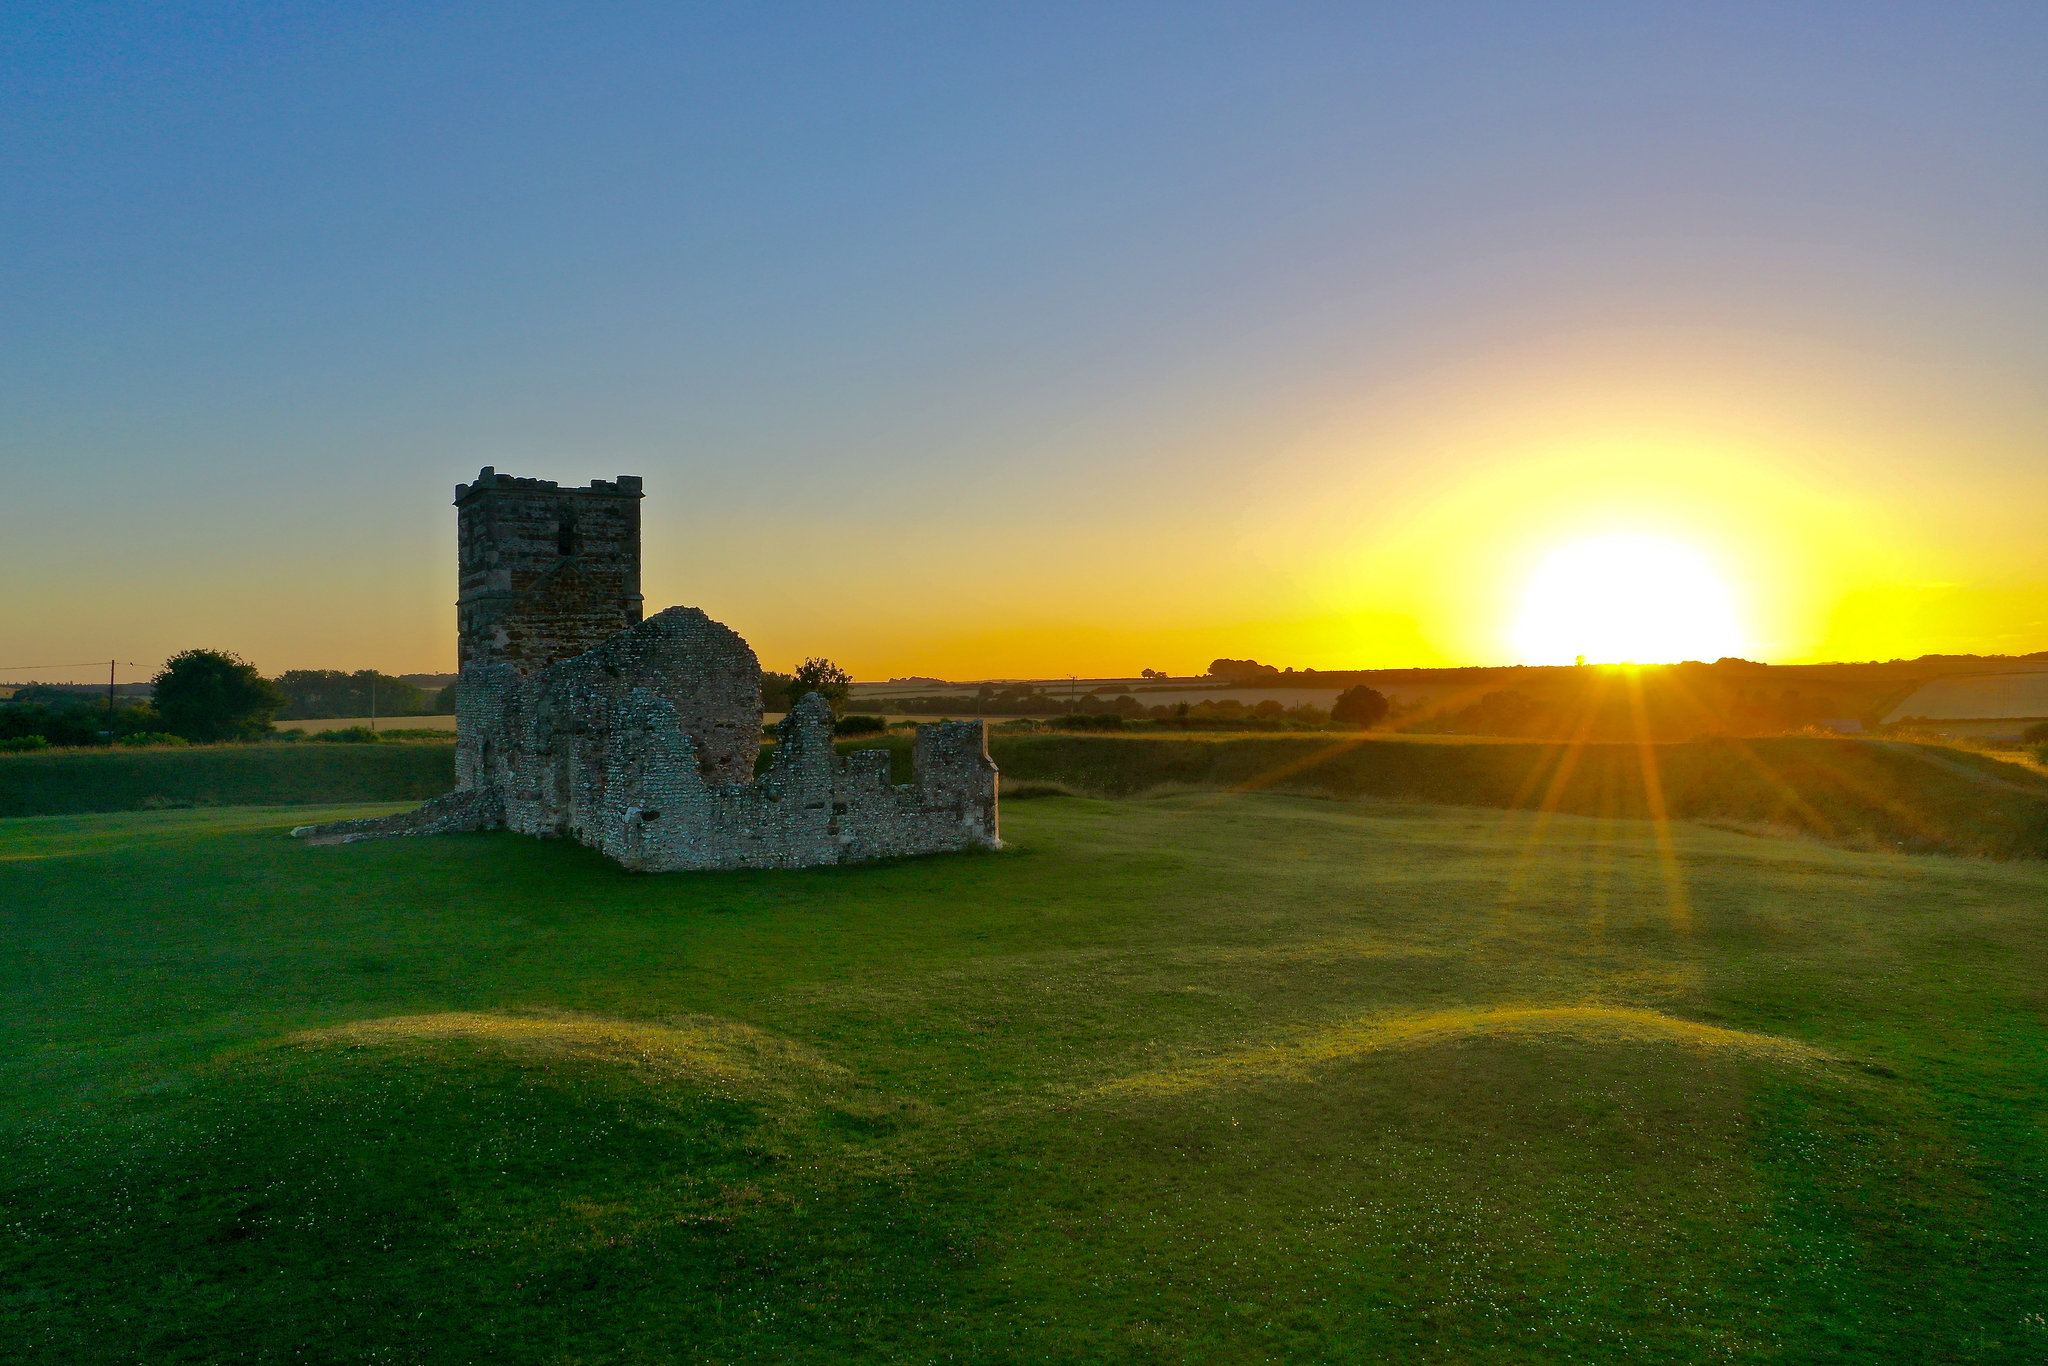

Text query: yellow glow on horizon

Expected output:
[20,327,2035,680]
[1510,534,1747,665]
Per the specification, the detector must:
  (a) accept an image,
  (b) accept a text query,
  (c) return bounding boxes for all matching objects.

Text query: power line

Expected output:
[0,661,138,673]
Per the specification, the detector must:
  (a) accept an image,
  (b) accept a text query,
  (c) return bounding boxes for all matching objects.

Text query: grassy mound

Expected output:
[2,796,2043,1362]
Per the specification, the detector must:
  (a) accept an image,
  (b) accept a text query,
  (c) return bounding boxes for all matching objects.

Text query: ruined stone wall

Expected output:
[312,647,998,870]
[290,787,503,846]
[482,606,763,836]
[473,612,994,870]
[295,470,999,871]
[455,467,644,675]
[591,694,999,872]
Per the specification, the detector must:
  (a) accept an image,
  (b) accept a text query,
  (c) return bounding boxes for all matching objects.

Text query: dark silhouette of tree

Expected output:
[1330,685,1390,729]
[152,650,285,742]
[790,657,852,713]
[760,671,797,711]
[1207,658,1280,680]
[276,669,426,720]
[0,686,167,747]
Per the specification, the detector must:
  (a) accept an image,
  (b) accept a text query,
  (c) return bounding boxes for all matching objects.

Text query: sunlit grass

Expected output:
[285,1009,854,1099]
[1,794,2042,1362]
[1096,1004,1839,1098]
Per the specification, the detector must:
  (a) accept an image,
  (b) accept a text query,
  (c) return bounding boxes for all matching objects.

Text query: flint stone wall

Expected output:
[455,468,645,674]
[300,606,998,870]
[294,467,997,870]
[599,693,997,871]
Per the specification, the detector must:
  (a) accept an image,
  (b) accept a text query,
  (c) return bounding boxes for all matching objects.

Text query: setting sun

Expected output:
[1511,534,1746,666]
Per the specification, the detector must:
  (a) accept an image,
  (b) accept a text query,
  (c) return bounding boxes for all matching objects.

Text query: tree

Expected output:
[2024,720,2048,744]
[0,687,164,747]
[152,650,284,742]
[760,670,797,711]
[1330,685,1389,729]
[276,669,426,720]
[790,657,852,714]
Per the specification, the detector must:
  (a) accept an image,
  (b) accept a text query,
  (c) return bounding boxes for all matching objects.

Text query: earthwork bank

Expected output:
[7,731,2047,858]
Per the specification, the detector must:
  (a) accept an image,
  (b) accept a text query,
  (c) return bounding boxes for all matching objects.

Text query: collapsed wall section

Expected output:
[595,694,1000,871]
[482,606,763,840]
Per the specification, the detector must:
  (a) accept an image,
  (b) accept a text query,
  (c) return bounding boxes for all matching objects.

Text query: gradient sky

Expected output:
[4,2,2045,682]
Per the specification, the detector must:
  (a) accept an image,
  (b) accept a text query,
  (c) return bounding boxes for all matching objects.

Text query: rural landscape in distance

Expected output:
[3,5,2045,1364]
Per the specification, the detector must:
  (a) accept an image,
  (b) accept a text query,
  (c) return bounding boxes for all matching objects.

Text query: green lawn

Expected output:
[2,795,2043,1363]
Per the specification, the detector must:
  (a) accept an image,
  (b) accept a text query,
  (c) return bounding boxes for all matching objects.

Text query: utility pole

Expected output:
[102,661,136,740]
[370,674,377,733]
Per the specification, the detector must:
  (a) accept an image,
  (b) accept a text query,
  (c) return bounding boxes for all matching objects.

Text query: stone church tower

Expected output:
[454,467,644,674]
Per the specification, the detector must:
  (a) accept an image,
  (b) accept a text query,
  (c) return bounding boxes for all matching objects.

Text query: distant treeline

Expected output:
[856,684,1352,727]
[2,660,459,750]
[880,685,1149,718]
[0,686,182,750]
[1205,651,2048,687]
[276,670,456,720]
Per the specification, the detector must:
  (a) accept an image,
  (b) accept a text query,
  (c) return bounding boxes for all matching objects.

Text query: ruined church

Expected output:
[294,469,999,869]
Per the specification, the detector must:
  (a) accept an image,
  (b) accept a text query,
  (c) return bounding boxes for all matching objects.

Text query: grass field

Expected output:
[0,743,454,818]
[992,732,2048,859]
[9,732,2048,859]
[3,792,2044,1363]
[1884,671,2048,724]
[281,714,459,733]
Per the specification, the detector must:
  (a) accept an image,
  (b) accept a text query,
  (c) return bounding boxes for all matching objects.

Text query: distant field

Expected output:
[2,794,2042,1362]
[1902,718,2043,741]
[990,733,2048,858]
[280,714,457,733]
[855,680,1420,711]
[855,668,1929,739]
[1884,671,2048,723]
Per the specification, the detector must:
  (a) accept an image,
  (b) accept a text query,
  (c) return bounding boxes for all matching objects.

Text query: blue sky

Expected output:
[5,3,2045,678]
